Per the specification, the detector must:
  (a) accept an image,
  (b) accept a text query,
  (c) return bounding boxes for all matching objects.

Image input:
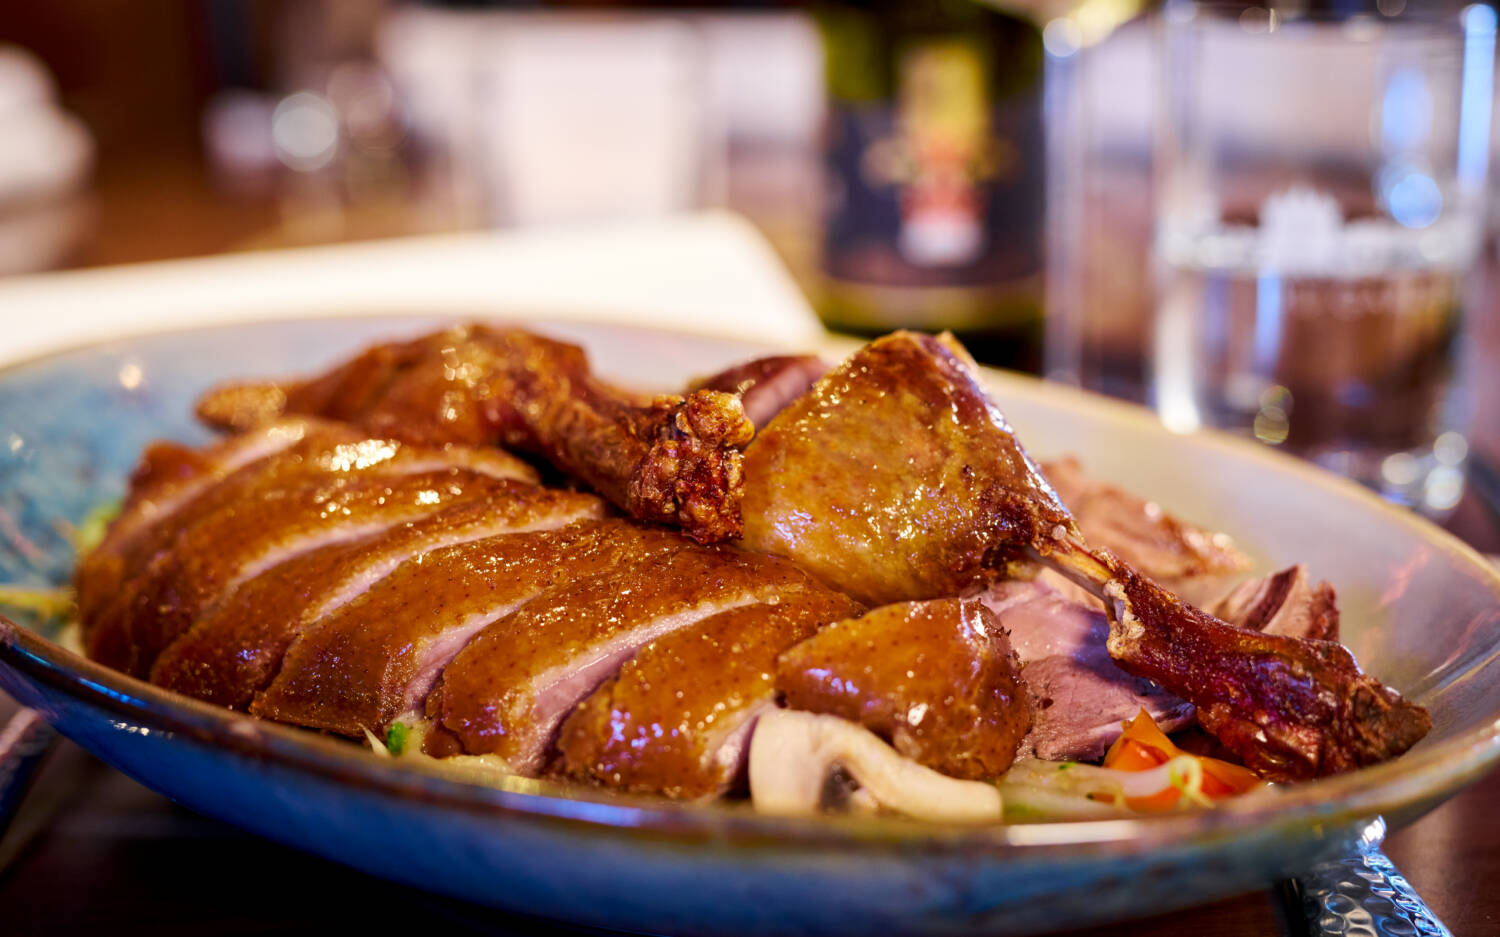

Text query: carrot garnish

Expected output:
[1102,709,1262,811]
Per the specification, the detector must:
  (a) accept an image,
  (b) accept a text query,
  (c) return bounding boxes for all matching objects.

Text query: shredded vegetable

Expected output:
[386,721,411,756]
[0,499,116,630]
[0,585,74,623]
[1102,709,1262,811]
[71,499,121,556]
[998,710,1264,820]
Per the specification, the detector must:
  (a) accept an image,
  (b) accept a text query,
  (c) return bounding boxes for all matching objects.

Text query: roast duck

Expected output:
[74,326,1430,819]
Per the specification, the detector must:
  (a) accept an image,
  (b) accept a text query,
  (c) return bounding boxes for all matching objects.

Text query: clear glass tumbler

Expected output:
[1152,2,1495,514]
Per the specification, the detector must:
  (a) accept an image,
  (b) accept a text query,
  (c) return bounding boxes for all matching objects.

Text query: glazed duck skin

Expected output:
[76,419,529,627]
[76,420,352,632]
[106,471,513,676]
[776,599,1032,780]
[741,330,1430,780]
[557,589,863,799]
[150,485,606,709]
[196,325,755,544]
[82,426,538,677]
[77,422,316,621]
[429,546,824,775]
[741,333,1072,606]
[252,519,687,738]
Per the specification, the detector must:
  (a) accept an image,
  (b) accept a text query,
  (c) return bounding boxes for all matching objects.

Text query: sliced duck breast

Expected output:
[92,466,527,677]
[429,547,821,775]
[1210,564,1340,642]
[76,419,343,627]
[978,579,1194,761]
[556,588,862,799]
[1039,456,1249,607]
[150,484,605,708]
[80,423,537,661]
[776,598,1032,780]
[83,423,536,618]
[251,519,688,738]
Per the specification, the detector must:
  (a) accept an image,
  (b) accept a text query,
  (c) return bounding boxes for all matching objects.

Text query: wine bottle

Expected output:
[814,0,1046,372]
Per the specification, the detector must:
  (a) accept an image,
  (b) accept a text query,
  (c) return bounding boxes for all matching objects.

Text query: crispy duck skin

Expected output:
[428,546,824,775]
[150,486,606,709]
[741,333,1073,606]
[556,589,863,799]
[77,419,534,633]
[252,519,686,738]
[76,421,343,631]
[109,471,512,676]
[741,330,1430,780]
[81,427,538,678]
[775,598,1032,780]
[195,325,755,544]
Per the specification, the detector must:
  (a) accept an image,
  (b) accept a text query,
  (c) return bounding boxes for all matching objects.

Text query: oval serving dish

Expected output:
[2,316,1498,937]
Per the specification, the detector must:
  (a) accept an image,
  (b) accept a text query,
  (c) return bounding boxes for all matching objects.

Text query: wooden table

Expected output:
[1,153,1498,937]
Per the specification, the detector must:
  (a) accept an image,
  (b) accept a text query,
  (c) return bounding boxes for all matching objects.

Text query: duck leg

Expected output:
[741,330,1430,780]
[197,325,754,543]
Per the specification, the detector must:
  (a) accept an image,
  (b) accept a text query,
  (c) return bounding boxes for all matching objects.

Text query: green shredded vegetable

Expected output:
[386,722,410,756]
[997,755,1235,820]
[0,585,74,625]
[72,499,122,556]
[0,498,117,631]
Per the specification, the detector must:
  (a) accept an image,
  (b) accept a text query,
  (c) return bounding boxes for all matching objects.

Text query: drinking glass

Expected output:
[1152,2,1495,514]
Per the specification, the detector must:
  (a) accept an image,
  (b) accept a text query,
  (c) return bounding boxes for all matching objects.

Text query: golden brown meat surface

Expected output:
[556,589,863,799]
[251,519,686,738]
[775,599,1032,780]
[741,330,1429,780]
[196,325,755,543]
[741,332,1073,605]
[76,325,1433,797]
[428,545,825,774]
[80,421,537,677]
[149,485,606,710]
[75,421,352,634]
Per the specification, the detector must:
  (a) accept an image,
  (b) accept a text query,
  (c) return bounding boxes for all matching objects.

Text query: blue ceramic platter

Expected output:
[2,316,1499,937]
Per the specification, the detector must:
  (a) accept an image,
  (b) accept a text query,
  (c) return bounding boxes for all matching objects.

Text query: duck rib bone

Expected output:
[1037,535,1429,782]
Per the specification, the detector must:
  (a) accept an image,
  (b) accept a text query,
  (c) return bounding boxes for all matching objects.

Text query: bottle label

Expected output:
[823,38,1043,296]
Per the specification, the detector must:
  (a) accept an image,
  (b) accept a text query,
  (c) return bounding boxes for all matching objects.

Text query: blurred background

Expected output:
[0,0,1068,347]
[0,1,832,271]
[3,0,1499,526]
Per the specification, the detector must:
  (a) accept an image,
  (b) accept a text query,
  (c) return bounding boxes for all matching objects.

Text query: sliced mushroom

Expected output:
[748,709,1003,823]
